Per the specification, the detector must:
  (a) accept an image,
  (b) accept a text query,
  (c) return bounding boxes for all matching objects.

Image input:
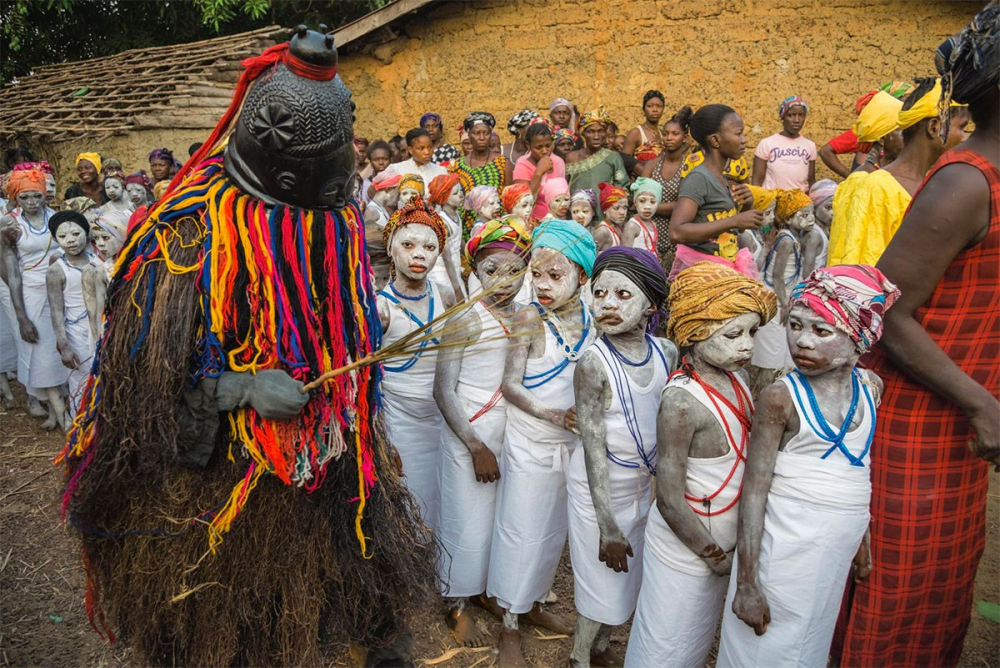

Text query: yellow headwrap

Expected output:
[667,262,777,348]
[75,152,102,173]
[399,173,425,196]
[853,92,903,143]
[775,189,814,223]
[579,107,613,133]
[897,78,966,131]
[746,185,777,211]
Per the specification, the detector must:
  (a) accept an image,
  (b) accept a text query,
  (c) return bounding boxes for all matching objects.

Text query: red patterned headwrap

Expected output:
[598,181,628,212]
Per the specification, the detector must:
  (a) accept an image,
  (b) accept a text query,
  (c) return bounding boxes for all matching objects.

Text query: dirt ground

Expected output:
[1,385,997,668]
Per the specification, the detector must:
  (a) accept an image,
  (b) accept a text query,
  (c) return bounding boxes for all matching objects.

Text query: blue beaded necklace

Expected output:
[523,300,591,389]
[379,285,439,373]
[787,369,873,467]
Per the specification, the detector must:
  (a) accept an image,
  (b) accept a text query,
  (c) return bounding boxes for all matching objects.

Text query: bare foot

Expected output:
[498,627,527,668]
[40,415,58,431]
[590,645,624,667]
[520,602,574,635]
[28,397,48,418]
[446,607,489,647]
[470,592,504,620]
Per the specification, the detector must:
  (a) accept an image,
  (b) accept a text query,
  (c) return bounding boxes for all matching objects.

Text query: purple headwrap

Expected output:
[592,247,668,331]
[148,148,181,172]
[571,188,598,213]
[420,112,442,127]
[809,179,837,206]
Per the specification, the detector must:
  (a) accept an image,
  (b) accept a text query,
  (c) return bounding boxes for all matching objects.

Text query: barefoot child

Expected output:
[82,210,130,343]
[623,177,662,255]
[594,182,629,253]
[570,189,598,229]
[718,265,899,668]
[489,219,597,667]
[46,210,101,422]
[540,177,571,223]
[569,248,677,668]
[377,196,455,532]
[625,262,777,668]
[434,218,532,648]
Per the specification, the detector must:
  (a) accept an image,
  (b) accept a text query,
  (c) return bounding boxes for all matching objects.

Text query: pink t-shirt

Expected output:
[754,133,816,191]
[513,154,567,219]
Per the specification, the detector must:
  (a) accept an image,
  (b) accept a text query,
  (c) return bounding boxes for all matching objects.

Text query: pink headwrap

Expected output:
[465,185,498,213]
[790,264,901,353]
[541,178,570,207]
[372,171,402,191]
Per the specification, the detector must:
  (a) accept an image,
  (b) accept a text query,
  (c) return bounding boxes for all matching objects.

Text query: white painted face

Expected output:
[592,269,652,336]
[446,183,465,209]
[126,182,147,206]
[605,199,629,226]
[788,204,815,231]
[389,223,440,281]
[44,174,56,202]
[92,227,124,261]
[398,186,421,207]
[571,200,594,227]
[762,202,776,228]
[17,190,45,215]
[634,192,658,220]
[54,221,89,256]
[690,312,761,372]
[480,194,503,221]
[786,304,858,376]
[511,193,534,219]
[475,248,527,304]
[104,178,124,201]
[815,199,833,229]
[548,192,570,218]
[530,247,582,310]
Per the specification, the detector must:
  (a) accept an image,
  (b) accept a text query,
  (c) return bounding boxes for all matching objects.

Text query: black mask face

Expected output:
[224,26,357,210]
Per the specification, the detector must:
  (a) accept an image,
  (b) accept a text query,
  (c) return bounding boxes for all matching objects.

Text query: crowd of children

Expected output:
[0,6,996,667]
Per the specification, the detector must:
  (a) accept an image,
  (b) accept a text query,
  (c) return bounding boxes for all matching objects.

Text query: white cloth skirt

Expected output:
[0,283,19,373]
[381,387,443,532]
[752,316,793,370]
[566,447,651,626]
[64,315,93,416]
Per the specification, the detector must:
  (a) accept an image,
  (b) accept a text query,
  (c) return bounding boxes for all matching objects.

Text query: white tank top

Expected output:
[428,207,463,296]
[763,229,801,290]
[590,335,669,473]
[629,216,657,254]
[505,300,595,442]
[378,281,444,400]
[56,254,99,327]
[645,370,752,576]
[456,301,513,416]
[779,369,875,466]
[14,209,58,290]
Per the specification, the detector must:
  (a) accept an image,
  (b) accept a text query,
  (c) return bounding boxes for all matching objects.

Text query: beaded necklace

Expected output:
[379,285,438,372]
[468,300,514,423]
[786,369,874,467]
[523,300,591,389]
[18,209,54,271]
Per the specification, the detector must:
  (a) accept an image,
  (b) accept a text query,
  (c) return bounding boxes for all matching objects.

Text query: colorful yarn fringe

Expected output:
[58,154,382,555]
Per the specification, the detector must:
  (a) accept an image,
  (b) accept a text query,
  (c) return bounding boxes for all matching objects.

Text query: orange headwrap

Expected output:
[427,173,462,206]
[501,183,532,213]
[5,169,47,200]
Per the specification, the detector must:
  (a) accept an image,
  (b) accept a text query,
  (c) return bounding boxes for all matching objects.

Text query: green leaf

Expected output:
[976,601,1000,624]
[71,87,90,97]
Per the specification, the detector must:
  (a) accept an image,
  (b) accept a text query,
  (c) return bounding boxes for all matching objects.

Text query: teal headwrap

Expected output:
[531,219,597,277]
[631,176,663,205]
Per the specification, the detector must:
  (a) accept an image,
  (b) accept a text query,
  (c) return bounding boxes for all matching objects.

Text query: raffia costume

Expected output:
[57,28,434,667]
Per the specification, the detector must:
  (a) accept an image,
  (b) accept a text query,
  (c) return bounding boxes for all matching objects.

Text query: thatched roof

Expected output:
[0,26,286,143]
[0,0,441,145]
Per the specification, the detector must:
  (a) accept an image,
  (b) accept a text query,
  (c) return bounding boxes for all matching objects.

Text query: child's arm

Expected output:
[575,351,633,571]
[770,234,793,325]
[433,309,500,483]
[592,225,615,253]
[620,219,640,248]
[501,305,573,430]
[731,382,794,636]
[655,386,735,575]
[800,227,822,277]
[1,220,37,343]
[81,265,103,343]
[46,262,80,369]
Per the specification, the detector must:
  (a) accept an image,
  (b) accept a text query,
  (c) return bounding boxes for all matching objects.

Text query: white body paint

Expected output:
[511,193,534,219]
[571,200,595,228]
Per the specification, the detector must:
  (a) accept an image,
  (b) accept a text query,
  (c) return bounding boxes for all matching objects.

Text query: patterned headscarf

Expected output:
[432,144,460,165]
[553,127,578,145]
[464,215,532,266]
[382,195,448,251]
[75,152,102,173]
[598,182,628,212]
[465,185,499,213]
[631,177,663,205]
[125,171,153,190]
[809,179,838,207]
[778,95,809,119]
[399,173,425,196]
[103,168,126,185]
[532,219,597,277]
[372,170,402,191]
[464,111,497,132]
[571,188,598,213]
[12,161,53,175]
[593,247,668,331]
[507,109,540,136]
[501,183,532,213]
[936,3,999,138]
[854,81,914,116]
[427,173,462,206]
[578,107,613,133]
[790,264,901,353]
[93,209,130,244]
[667,262,777,348]
[775,189,814,224]
[5,169,46,199]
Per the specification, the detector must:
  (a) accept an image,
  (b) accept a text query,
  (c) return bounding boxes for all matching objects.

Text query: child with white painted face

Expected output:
[489,219,597,668]
[624,262,776,668]
[99,169,134,215]
[364,171,402,291]
[466,185,504,236]
[82,210,129,343]
[396,173,425,209]
[426,173,468,302]
[623,177,662,255]
[595,182,629,253]
[570,189,598,229]
[376,196,455,533]
[502,184,535,221]
[718,265,899,668]
[124,172,152,209]
[45,210,101,426]
[568,247,677,668]
[433,218,532,649]
[540,177,571,223]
